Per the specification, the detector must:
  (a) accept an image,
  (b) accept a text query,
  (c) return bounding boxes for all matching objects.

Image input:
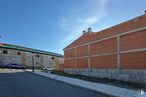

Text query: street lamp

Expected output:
[32,52,35,72]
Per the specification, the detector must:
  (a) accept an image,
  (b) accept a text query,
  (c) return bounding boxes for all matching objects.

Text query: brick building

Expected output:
[0,43,64,69]
[62,13,146,84]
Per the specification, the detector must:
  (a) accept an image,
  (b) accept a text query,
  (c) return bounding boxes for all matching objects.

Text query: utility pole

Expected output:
[32,53,35,72]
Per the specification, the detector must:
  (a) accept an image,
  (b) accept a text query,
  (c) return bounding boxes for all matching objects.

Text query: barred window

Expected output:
[17,52,21,55]
[52,57,54,60]
[36,55,39,58]
[3,50,8,54]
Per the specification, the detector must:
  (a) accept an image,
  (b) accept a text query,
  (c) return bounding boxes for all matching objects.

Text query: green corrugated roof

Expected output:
[0,43,64,58]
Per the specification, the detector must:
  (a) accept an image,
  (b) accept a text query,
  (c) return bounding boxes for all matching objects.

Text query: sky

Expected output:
[0,0,146,55]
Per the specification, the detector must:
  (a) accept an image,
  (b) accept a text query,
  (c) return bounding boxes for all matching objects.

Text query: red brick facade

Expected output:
[90,55,117,69]
[62,14,146,70]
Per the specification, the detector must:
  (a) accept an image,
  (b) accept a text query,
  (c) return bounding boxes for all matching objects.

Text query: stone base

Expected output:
[64,68,146,84]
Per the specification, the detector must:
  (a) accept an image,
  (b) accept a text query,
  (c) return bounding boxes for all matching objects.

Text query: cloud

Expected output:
[59,0,110,46]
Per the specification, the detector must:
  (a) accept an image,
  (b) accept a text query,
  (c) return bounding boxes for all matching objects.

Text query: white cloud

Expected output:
[59,0,110,46]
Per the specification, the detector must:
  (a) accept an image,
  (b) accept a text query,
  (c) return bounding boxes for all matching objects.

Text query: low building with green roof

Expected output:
[0,43,64,69]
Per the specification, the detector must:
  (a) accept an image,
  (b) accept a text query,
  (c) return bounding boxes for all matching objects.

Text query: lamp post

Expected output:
[32,53,35,72]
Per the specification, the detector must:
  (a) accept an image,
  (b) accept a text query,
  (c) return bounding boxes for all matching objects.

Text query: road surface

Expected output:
[0,69,111,97]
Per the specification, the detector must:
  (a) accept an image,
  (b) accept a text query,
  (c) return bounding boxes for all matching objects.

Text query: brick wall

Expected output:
[64,48,75,58]
[90,38,117,55]
[121,51,146,69]
[90,55,117,69]
[62,14,146,70]
[64,59,75,68]
[76,45,88,57]
[76,58,88,68]
[120,29,146,51]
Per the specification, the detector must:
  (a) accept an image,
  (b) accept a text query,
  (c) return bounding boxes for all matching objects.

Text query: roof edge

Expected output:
[63,14,145,50]
[0,43,64,58]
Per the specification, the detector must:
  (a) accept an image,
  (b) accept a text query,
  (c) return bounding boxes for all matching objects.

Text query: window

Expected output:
[3,50,8,54]
[17,51,21,55]
[36,55,39,58]
[52,57,54,60]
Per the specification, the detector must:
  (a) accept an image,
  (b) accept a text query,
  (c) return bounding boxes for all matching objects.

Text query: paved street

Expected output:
[0,69,110,97]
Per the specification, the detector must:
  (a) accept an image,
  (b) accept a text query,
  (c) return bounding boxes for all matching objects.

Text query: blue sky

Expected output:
[0,0,146,54]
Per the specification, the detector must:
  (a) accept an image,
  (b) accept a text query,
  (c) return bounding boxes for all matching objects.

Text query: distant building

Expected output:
[61,13,146,84]
[0,43,64,69]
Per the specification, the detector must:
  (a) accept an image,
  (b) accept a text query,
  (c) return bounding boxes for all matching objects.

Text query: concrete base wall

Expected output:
[64,68,146,84]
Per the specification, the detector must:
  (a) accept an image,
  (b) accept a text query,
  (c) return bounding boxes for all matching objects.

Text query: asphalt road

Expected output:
[0,69,110,97]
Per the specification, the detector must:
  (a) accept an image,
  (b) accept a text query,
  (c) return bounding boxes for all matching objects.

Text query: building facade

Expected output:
[62,13,146,84]
[0,43,64,69]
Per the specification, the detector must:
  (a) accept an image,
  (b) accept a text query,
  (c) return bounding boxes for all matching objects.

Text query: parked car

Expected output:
[0,65,7,68]
[6,64,25,69]
[42,66,55,71]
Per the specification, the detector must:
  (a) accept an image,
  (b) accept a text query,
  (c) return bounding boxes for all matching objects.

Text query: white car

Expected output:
[42,67,55,71]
